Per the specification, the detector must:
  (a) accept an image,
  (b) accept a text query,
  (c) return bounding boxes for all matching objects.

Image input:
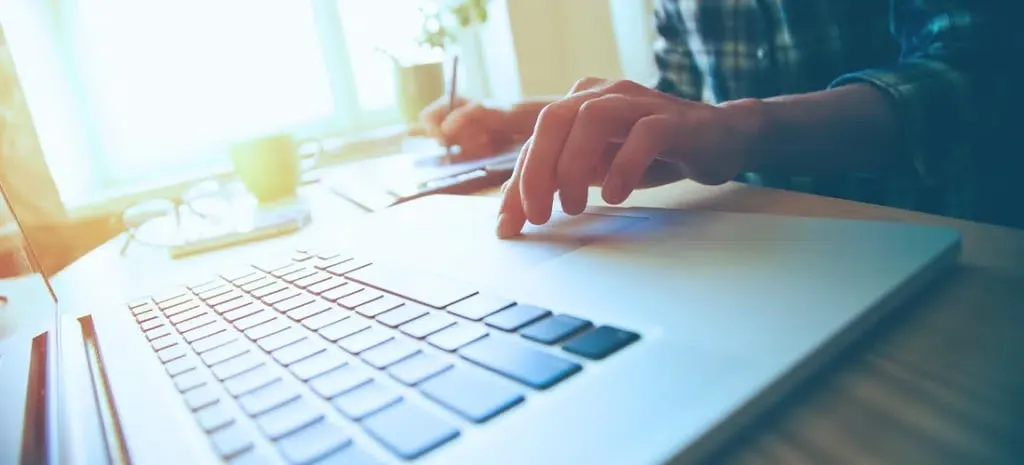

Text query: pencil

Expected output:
[445,55,459,160]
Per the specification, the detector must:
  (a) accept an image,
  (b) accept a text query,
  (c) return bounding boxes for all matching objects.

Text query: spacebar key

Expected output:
[459,337,581,389]
[346,264,477,309]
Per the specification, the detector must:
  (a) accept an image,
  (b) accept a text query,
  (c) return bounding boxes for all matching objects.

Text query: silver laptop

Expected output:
[1,160,961,465]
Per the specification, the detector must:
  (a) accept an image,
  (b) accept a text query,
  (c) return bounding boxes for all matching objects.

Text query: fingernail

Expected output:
[604,174,624,204]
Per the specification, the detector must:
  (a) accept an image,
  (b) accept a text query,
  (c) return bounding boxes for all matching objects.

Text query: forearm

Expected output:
[730,83,903,177]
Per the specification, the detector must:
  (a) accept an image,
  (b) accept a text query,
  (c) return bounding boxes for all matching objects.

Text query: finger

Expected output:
[602,114,676,204]
[518,87,611,224]
[497,139,532,238]
[420,95,469,138]
[556,94,657,215]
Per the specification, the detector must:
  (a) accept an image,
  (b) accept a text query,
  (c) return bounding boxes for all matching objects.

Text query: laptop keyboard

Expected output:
[126,249,640,464]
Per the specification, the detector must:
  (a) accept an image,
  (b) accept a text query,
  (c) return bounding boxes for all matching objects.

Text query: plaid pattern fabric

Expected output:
[650,0,1020,227]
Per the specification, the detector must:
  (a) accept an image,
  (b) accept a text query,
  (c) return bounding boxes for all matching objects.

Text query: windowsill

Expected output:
[61,123,440,220]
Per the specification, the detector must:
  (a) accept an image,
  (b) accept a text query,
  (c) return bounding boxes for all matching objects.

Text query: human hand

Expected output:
[419,96,521,158]
[495,78,763,238]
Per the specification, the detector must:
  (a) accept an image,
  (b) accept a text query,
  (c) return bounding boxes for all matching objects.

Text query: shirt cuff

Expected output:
[828,58,973,185]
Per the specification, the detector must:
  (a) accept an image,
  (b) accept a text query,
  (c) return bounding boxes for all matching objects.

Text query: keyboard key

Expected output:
[157,293,192,310]
[324,258,372,276]
[460,337,581,389]
[320,284,364,303]
[273,339,325,366]
[337,290,383,310]
[232,272,265,288]
[135,310,160,324]
[251,282,288,299]
[562,325,640,360]
[151,335,178,351]
[427,324,488,352]
[360,339,419,369]
[280,268,317,284]
[179,316,220,337]
[318,318,370,342]
[307,278,346,296]
[292,251,313,262]
[174,369,208,392]
[347,264,476,309]
[202,341,249,366]
[212,352,264,381]
[332,380,401,420]
[139,317,164,332]
[313,255,350,270]
[244,318,289,340]
[208,291,245,308]
[519,314,592,344]
[271,263,306,278]
[128,300,154,312]
[255,397,323,440]
[376,305,429,328]
[144,325,172,341]
[446,294,515,321]
[293,271,331,289]
[263,288,301,306]
[234,311,276,332]
[184,384,221,410]
[193,331,238,354]
[309,364,371,399]
[353,295,401,317]
[419,365,524,423]
[195,401,235,432]
[338,328,392,354]
[274,295,315,314]
[276,419,352,465]
[157,344,187,363]
[238,380,300,416]
[484,304,551,332]
[400,313,456,339]
[240,276,273,293]
[197,285,233,302]
[169,307,207,325]
[214,297,254,316]
[388,353,452,386]
[223,364,281,397]
[209,422,253,459]
[165,357,196,377]
[301,309,347,331]
[257,328,306,352]
[163,302,200,318]
[223,303,263,323]
[286,301,331,322]
[316,446,381,465]
[361,400,460,460]
[289,350,346,381]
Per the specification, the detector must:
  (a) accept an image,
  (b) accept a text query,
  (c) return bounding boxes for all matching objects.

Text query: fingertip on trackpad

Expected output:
[516,211,647,242]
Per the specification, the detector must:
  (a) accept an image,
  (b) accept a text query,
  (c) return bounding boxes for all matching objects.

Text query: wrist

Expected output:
[717,97,769,173]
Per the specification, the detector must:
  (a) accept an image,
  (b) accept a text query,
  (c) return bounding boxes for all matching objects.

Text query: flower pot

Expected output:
[394,60,445,125]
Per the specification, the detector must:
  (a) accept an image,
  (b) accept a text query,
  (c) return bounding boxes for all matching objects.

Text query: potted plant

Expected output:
[379,0,491,124]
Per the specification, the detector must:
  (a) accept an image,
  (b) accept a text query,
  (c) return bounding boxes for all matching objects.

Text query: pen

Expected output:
[444,55,459,161]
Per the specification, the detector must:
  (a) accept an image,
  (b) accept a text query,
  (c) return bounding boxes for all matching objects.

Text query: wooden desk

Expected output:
[52,181,1024,464]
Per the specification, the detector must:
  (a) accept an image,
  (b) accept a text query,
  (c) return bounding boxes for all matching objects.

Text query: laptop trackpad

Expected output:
[352,196,647,285]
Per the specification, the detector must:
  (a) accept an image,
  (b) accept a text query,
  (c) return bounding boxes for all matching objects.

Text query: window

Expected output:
[37,0,437,208]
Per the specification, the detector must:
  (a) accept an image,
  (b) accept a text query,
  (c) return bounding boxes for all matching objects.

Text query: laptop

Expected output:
[1,158,962,465]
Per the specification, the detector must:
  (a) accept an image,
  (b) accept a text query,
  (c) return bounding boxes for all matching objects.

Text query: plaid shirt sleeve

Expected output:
[827,0,1009,186]
[650,1,703,101]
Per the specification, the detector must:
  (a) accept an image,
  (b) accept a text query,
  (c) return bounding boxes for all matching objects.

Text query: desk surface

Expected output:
[53,181,1024,464]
